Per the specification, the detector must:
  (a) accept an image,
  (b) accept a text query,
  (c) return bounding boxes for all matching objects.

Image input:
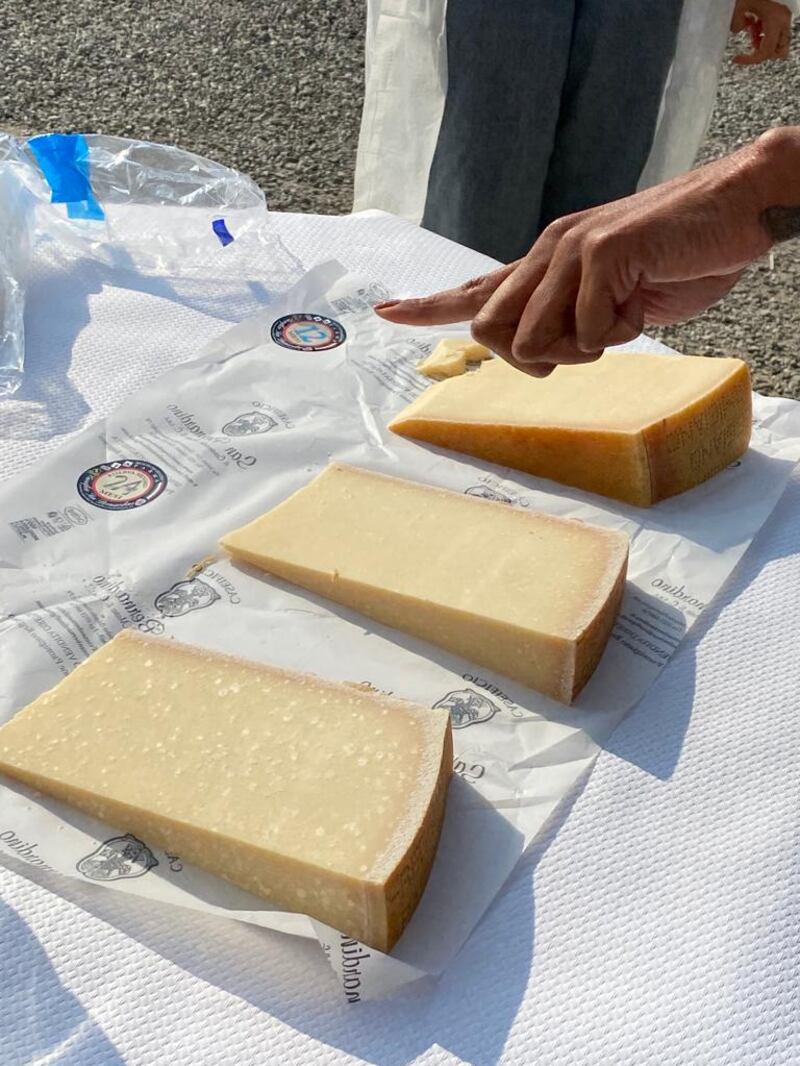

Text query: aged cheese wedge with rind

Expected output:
[221,464,629,703]
[391,352,752,506]
[417,337,493,380]
[0,631,452,952]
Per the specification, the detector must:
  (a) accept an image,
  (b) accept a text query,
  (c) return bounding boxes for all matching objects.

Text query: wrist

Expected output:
[747,126,800,211]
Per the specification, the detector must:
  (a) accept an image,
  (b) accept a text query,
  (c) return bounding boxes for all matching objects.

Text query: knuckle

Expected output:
[582,227,614,261]
[542,216,572,243]
[469,307,494,334]
[510,336,537,363]
[509,339,525,361]
[470,313,495,346]
[543,219,566,240]
[460,274,488,295]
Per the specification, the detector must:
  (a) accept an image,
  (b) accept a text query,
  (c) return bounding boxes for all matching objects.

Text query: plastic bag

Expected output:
[353,0,449,222]
[0,136,36,396]
[638,0,732,188]
[0,132,291,397]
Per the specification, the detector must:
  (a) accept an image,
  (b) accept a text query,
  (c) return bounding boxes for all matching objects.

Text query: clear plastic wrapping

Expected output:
[0,132,290,397]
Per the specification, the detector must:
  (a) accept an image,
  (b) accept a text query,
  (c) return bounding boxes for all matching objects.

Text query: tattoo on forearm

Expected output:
[760,205,800,243]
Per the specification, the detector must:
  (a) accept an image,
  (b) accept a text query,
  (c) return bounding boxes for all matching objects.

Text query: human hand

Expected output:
[374,130,800,376]
[732,0,792,64]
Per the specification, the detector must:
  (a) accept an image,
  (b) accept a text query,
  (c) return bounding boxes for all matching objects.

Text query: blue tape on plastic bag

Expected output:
[212,217,234,247]
[28,133,105,221]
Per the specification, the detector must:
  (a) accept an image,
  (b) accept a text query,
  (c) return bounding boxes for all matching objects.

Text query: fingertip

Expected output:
[373,297,438,325]
[526,362,556,378]
[577,349,604,364]
[373,300,409,322]
[577,339,601,355]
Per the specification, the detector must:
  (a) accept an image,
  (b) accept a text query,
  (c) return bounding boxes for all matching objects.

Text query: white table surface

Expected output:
[1,211,798,1066]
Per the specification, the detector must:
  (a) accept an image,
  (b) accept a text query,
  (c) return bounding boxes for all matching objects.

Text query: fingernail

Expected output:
[373,300,400,311]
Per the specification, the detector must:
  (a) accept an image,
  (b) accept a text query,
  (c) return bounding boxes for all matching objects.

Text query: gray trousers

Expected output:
[422,0,686,262]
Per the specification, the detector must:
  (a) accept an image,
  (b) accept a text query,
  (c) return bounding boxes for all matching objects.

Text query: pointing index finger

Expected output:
[373,263,518,326]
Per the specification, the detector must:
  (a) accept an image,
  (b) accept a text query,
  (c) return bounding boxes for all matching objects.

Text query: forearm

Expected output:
[656,126,800,247]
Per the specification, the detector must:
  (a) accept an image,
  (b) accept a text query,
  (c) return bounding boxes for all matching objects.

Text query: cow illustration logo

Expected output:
[270,313,346,352]
[465,484,513,505]
[434,689,501,729]
[222,411,278,437]
[76,834,159,881]
[154,578,220,618]
[77,459,167,511]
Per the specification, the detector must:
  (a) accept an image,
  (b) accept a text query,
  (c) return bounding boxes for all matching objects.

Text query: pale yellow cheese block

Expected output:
[221,464,629,703]
[390,352,752,507]
[417,337,493,380]
[0,631,452,952]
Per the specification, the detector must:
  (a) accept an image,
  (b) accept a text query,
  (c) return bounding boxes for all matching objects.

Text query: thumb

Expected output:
[373,262,519,326]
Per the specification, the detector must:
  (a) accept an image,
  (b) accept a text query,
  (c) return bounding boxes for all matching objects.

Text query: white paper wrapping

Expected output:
[2,259,800,1001]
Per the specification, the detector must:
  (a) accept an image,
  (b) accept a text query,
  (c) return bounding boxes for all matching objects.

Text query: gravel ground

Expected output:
[1,3,799,395]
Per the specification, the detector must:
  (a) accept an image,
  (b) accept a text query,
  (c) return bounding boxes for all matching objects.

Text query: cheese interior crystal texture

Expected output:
[0,631,452,952]
[416,337,493,380]
[391,352,752,506]
[221,464,629,702]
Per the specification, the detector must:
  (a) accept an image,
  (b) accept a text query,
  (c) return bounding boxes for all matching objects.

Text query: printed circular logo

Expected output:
[77,459,167,511]
[271,313,346,352]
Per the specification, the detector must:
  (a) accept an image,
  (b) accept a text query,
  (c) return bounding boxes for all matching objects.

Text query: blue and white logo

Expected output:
[271,313,346,352]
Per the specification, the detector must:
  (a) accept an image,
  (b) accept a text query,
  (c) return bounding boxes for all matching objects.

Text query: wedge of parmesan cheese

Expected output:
[222,464,629,702]
[0,631,452,952]
[392,352,752,506]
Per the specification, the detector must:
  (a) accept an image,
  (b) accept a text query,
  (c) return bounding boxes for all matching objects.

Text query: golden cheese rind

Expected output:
[0,631,452,952]
[390,352,752,506]
[221,464,629,702]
